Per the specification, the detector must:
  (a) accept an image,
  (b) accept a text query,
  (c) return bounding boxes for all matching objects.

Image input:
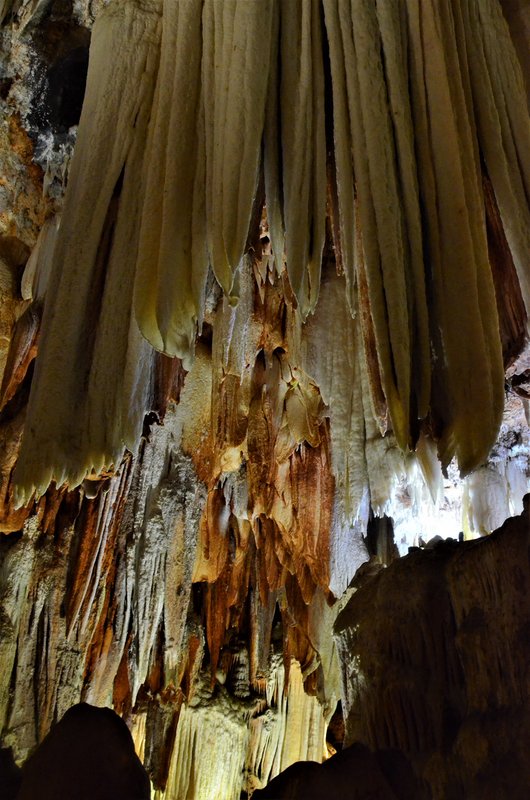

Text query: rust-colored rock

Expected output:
[0,2,530,800]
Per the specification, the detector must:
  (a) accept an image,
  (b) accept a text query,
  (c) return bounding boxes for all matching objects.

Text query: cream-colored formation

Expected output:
[13,0,530,507]
[2,4,530,799]
[147,660,330,800]
[462,0,530,310]
[134,0,207,362]
[13,0,161,504]
[273,0,327,318]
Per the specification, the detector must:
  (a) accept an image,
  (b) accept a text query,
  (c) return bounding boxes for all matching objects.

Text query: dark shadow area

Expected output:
[252,742,428,800]
[24,0,91,137]
[0,747,22,800]
[17,703,150,800]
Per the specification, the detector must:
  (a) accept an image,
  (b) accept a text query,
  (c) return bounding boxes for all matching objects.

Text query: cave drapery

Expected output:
[0,0,529,798]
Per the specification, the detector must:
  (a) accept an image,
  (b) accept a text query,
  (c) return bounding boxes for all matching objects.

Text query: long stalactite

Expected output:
[9,0,530,505]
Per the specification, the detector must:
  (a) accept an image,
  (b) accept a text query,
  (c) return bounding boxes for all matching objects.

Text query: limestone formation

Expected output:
[0,1,529,799]
[335,499,530,799]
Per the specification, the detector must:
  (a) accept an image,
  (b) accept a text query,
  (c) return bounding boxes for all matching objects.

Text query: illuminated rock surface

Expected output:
[0,1,529,799]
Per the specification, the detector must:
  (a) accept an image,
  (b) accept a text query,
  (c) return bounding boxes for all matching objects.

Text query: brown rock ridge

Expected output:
[335,497,530,799]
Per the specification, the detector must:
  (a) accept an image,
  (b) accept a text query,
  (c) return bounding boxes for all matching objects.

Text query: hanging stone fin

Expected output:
[202,0,275,300]
[14,0,162,507]
[276,0,327,319]
[134,0,207,367]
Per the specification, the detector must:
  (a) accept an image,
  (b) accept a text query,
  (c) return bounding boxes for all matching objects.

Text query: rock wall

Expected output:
[335,499,530,799]
[0,1,529,799]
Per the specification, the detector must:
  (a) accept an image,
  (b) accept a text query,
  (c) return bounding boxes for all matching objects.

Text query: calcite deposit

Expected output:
[0,1,529,799]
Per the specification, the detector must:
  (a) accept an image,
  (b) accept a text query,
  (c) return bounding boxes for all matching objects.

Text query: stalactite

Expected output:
[271,0,327,318]
[8,0,529,505]
[13,0,161,504]
[1,1,530,799]
[134,0,207,362]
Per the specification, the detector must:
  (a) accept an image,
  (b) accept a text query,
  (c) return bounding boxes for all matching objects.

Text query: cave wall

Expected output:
[335,500,530,799]
[0,1,529,799]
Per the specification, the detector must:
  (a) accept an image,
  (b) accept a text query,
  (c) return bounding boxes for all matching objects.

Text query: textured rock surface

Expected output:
[253,742,426,800]
[335,498,530,799]
[0,1,529,799]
